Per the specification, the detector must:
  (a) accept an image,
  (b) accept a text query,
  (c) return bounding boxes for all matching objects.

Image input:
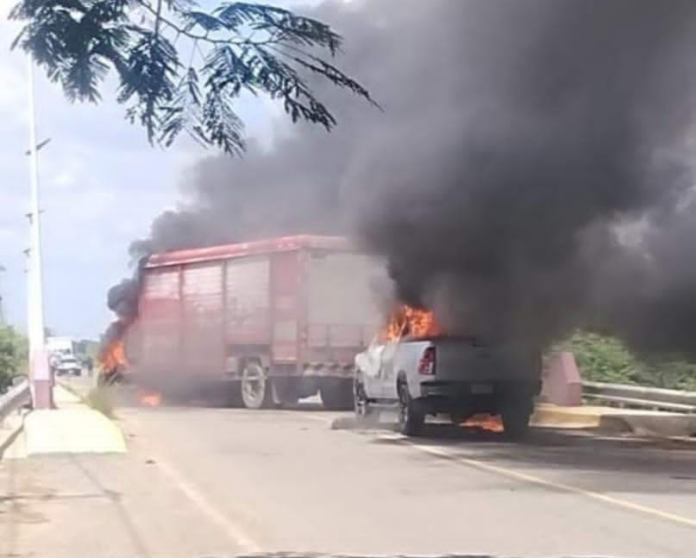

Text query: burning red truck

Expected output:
[103,235,386,409]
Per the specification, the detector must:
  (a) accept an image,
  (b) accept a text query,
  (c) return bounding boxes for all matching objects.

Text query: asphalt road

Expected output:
[122,403,696,556]
[3,400,696,557]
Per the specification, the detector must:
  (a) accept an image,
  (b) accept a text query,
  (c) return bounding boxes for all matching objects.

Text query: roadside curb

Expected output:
[0,409,28,458]
[17,384,127,456]
[533,403,696,437]
[604,413,696,438]
[532,405,601,429]
[24,406,127,455]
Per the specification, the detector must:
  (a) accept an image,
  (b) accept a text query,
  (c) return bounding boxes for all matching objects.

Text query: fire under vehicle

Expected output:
[354,307,542,438]
[122,235,385,409]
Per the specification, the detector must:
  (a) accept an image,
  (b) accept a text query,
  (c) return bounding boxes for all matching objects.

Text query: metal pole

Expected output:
[0,265,6,326]
[26,57,52,409]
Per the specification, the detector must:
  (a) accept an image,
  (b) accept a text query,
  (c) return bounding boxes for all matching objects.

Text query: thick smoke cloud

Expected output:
[123,0,696,357]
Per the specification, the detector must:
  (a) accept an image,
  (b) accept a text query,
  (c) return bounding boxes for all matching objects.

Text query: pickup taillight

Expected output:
[417,347,436,375]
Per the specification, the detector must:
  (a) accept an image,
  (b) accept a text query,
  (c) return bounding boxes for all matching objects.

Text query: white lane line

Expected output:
[381,435,696,530]
[155,457,261,552]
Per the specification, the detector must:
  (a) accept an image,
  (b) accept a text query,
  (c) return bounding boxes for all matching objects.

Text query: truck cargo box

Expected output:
[125,235,386,409]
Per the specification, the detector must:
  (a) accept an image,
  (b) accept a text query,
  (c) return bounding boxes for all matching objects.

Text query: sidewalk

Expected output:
[0,445,243,557]
[0,387,243,558]
[4,384,126,459]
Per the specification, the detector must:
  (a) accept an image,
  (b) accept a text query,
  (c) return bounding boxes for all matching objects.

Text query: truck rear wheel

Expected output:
[397,381,425,436]
[272,378,300,407]
[501,399,533,440]
[241,361,273,409]
[227,381,243,408]
[320,379,354,410]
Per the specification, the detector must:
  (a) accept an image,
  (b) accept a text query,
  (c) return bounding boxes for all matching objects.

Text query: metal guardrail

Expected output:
[583,380,696,413]
[0,379,31,422]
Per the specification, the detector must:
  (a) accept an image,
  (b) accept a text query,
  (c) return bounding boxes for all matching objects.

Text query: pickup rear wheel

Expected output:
[241,361,273,409]
[397,381,425,436]
[501,399,533,440]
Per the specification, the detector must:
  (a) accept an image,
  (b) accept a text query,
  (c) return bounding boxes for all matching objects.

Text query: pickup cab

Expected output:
[354,334,541,437]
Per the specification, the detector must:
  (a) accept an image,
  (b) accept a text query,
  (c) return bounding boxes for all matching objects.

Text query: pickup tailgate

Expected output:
[432,338,539,382]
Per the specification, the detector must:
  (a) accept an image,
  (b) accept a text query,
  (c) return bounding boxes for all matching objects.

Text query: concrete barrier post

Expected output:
[541,351,583,406]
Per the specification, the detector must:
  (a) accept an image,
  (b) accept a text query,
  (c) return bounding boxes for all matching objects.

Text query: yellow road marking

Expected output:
[155,457,261,551]
[388,436,696,530]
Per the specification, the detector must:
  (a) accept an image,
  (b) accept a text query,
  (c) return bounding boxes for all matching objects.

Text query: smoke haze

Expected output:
[121,0,696,357]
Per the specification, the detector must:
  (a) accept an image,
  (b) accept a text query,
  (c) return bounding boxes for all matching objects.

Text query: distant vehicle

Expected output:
[124,235,386,409]
[47,336,74,357]
[55,354,82,377]
[46,336,82,376]
[354,313,542,438]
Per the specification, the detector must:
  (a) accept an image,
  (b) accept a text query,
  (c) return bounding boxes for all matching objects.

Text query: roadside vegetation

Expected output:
[60,378,116,418]
[564,331,696,391]
[85,386,116,418]
[0,326,27,393]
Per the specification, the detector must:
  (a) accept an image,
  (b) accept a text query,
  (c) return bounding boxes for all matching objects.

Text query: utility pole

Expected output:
[0,265,6,326]
[26,57,53,409]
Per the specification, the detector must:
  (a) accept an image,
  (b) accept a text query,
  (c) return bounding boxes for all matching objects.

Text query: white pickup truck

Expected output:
[354,335,541,437]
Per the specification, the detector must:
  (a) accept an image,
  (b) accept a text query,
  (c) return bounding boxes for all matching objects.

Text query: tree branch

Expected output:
[10,0,374,153]
[136,0,270,47]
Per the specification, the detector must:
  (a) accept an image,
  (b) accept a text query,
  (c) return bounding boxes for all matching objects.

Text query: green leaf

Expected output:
[10,0,373,153]
[0,327,27,394]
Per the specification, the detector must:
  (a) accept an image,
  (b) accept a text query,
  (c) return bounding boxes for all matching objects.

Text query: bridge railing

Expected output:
[583,381,696,413]
[0,379,31,423]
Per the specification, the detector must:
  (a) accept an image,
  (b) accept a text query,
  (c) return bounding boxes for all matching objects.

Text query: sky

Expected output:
[0,0,325,339]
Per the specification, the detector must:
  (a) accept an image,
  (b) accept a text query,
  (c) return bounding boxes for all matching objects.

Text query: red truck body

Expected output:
[124,235,385,409]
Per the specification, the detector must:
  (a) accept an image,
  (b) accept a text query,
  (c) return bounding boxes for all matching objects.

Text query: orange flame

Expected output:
[462,414,504,433]
[382,304,443,341]
[99,319,133,381]
[100,338,127,373]
[139,392,162,407]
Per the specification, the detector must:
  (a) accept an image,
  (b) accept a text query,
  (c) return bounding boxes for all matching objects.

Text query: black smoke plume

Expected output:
[100,262,145,357]
[116,0,696,358]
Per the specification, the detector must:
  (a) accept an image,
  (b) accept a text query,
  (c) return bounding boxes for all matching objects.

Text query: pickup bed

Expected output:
[354,336,541,437]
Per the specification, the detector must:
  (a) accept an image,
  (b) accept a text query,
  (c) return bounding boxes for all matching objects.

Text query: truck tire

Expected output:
[320,379,354,410]
[501,399,533,440]
[272,378,300,407]
[397,380,425,436]
[227,381,243,408]
[354,374,375,422]
[241,361,273,409]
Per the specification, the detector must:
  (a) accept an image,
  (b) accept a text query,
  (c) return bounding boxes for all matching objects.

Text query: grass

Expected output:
[562,331,696,391]
[58,378,117,418]
[85,386,116,418]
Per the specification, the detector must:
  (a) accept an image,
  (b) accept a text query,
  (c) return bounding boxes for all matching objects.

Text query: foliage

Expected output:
[0,326,28,393]
[10,0,375,154]
[86,385,115,417]
[564,331,696,391]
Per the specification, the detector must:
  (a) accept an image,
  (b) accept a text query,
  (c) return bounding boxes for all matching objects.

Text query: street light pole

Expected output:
[26,56,52,409]
[0,264,6,326]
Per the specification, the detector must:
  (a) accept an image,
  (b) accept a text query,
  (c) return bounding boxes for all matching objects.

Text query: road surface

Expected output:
[2,401,696,557]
